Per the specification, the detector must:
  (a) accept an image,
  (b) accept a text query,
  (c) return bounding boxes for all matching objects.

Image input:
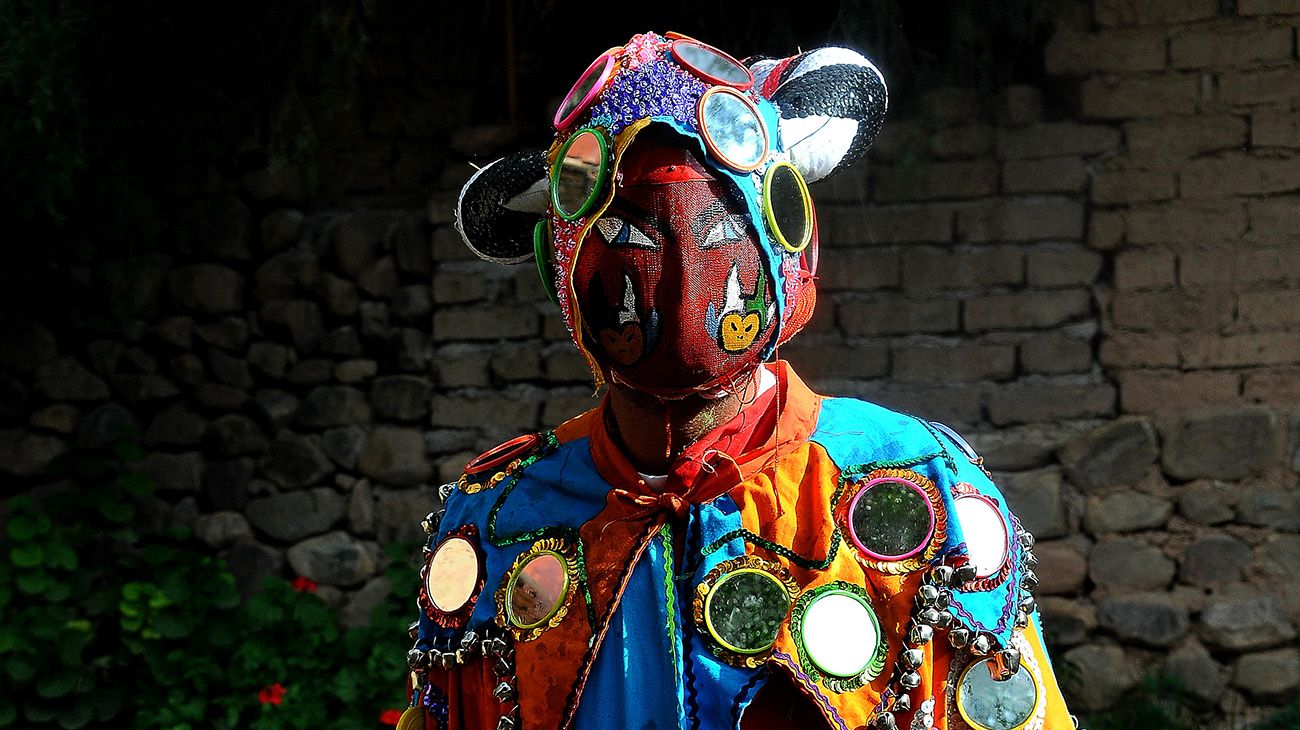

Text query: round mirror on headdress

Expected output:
[552,129,610,220]
[671,39,753,90]
[554,52,617,131]
[697,87,768,172]
[426,538,479,612]
[763,162,813,252]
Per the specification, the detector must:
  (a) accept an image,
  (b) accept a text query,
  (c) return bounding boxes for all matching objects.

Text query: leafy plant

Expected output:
[0,439,415,729]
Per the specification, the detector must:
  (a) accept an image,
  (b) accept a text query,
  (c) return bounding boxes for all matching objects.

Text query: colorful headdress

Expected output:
[456,32,887,390]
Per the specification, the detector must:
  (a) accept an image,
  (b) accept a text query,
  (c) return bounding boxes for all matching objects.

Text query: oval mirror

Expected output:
[957,661,1040,730]
[552,129,608,220]
[506,550,570,629]
[672,40,753,89]
[554,53,616,130]
[764,162,812,252]
[426,537,479,613]
[955,495,1009,580]
[848,478,935,561]
[704,568,790,654]
[698,88,768,172]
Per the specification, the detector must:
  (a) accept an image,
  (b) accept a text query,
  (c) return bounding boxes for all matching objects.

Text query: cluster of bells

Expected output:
[407,504,522,730]
[408,490,1072,730]
[864,525,1040,730]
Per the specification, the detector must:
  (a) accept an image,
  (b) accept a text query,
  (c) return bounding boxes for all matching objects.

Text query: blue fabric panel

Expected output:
[417,437,611,649]
[683,495,764,730]
[809,400,1021,646]
[575,528,682,730]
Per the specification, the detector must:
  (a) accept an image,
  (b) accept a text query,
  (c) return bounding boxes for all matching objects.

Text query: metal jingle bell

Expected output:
[494,656,513,676]
[953,564,977,584]
[497,716,517,730]
[422,511,441,535]
[1023,552,1039,569]
[893,692,912,714]
[930,564,955,586]
[407,620,420,640]
[948,627,970,648]
[1018,595,1037,615]
[439,652,456,669]
[1021,570,1039,592]
[916,608,943,626]
[1019,531,1035,549]
[493,681,515,702]
[933,610,954,629]
[460,630,480,652]
[406,648,430,670]
[483,636,508,657]
[899,671,922,690]
[908,624,934,646]
[970,634,993,656]
[933,588,951,610]
[1015,609,1030,629]
[873,711,898,730]
[917,584,941,607]
[438,483,456,500]
[901,648,925,669]
[987,648,1022,680]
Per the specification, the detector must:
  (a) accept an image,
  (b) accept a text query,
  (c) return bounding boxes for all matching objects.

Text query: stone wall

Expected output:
[1,0,1299,720]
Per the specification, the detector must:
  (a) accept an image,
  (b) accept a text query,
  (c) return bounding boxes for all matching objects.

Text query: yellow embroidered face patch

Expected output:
[720,311,761,351]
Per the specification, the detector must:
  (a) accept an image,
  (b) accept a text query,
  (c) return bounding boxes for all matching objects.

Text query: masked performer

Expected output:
[402,31,1075,730]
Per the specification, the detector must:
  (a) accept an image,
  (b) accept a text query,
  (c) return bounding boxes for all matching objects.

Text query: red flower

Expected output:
[258,683,287,705]
[378,708,404,726]
[291,576,318,593]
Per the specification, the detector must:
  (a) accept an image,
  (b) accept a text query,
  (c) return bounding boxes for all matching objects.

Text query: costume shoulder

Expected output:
[414,410,605,651]
[807,396,1036,650]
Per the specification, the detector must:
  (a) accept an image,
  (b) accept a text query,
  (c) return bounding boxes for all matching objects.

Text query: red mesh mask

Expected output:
[573,133,776,398]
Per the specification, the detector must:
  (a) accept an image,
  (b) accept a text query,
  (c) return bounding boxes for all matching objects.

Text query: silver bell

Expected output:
[901,648,925,669]
[899,671,922,690]
[493,681,515,702]
[893,693,912,714]
[930,564,955,586]
[496,716,517,730]
[988,648,1021,680]
[908,624,934,646]
[970,634,993,656]
[948,627,970,648]
[873,711,898,730]
[953,564,977,584]
[406,648,430,670]
[407,620,420,640]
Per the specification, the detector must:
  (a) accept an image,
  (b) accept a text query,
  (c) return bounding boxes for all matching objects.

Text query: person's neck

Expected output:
[606,371,759,475]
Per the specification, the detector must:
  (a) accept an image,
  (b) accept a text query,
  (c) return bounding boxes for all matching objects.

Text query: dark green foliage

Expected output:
[0,441,414,729]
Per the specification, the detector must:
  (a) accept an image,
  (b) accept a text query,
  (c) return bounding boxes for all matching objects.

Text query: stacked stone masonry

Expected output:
[1,0,1299,722]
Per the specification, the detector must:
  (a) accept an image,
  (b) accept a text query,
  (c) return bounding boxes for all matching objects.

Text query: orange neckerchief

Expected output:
[513,361,823,730]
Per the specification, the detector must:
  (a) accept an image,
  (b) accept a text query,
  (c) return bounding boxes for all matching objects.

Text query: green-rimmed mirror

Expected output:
[552,128,609,220]
[506,550,569,629]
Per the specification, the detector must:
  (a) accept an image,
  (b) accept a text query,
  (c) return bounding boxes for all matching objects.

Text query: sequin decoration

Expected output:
[790,581,887,692]
[693,555,798,667]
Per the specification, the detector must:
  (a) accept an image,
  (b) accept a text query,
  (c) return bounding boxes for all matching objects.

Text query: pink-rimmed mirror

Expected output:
[553,52,617,131]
